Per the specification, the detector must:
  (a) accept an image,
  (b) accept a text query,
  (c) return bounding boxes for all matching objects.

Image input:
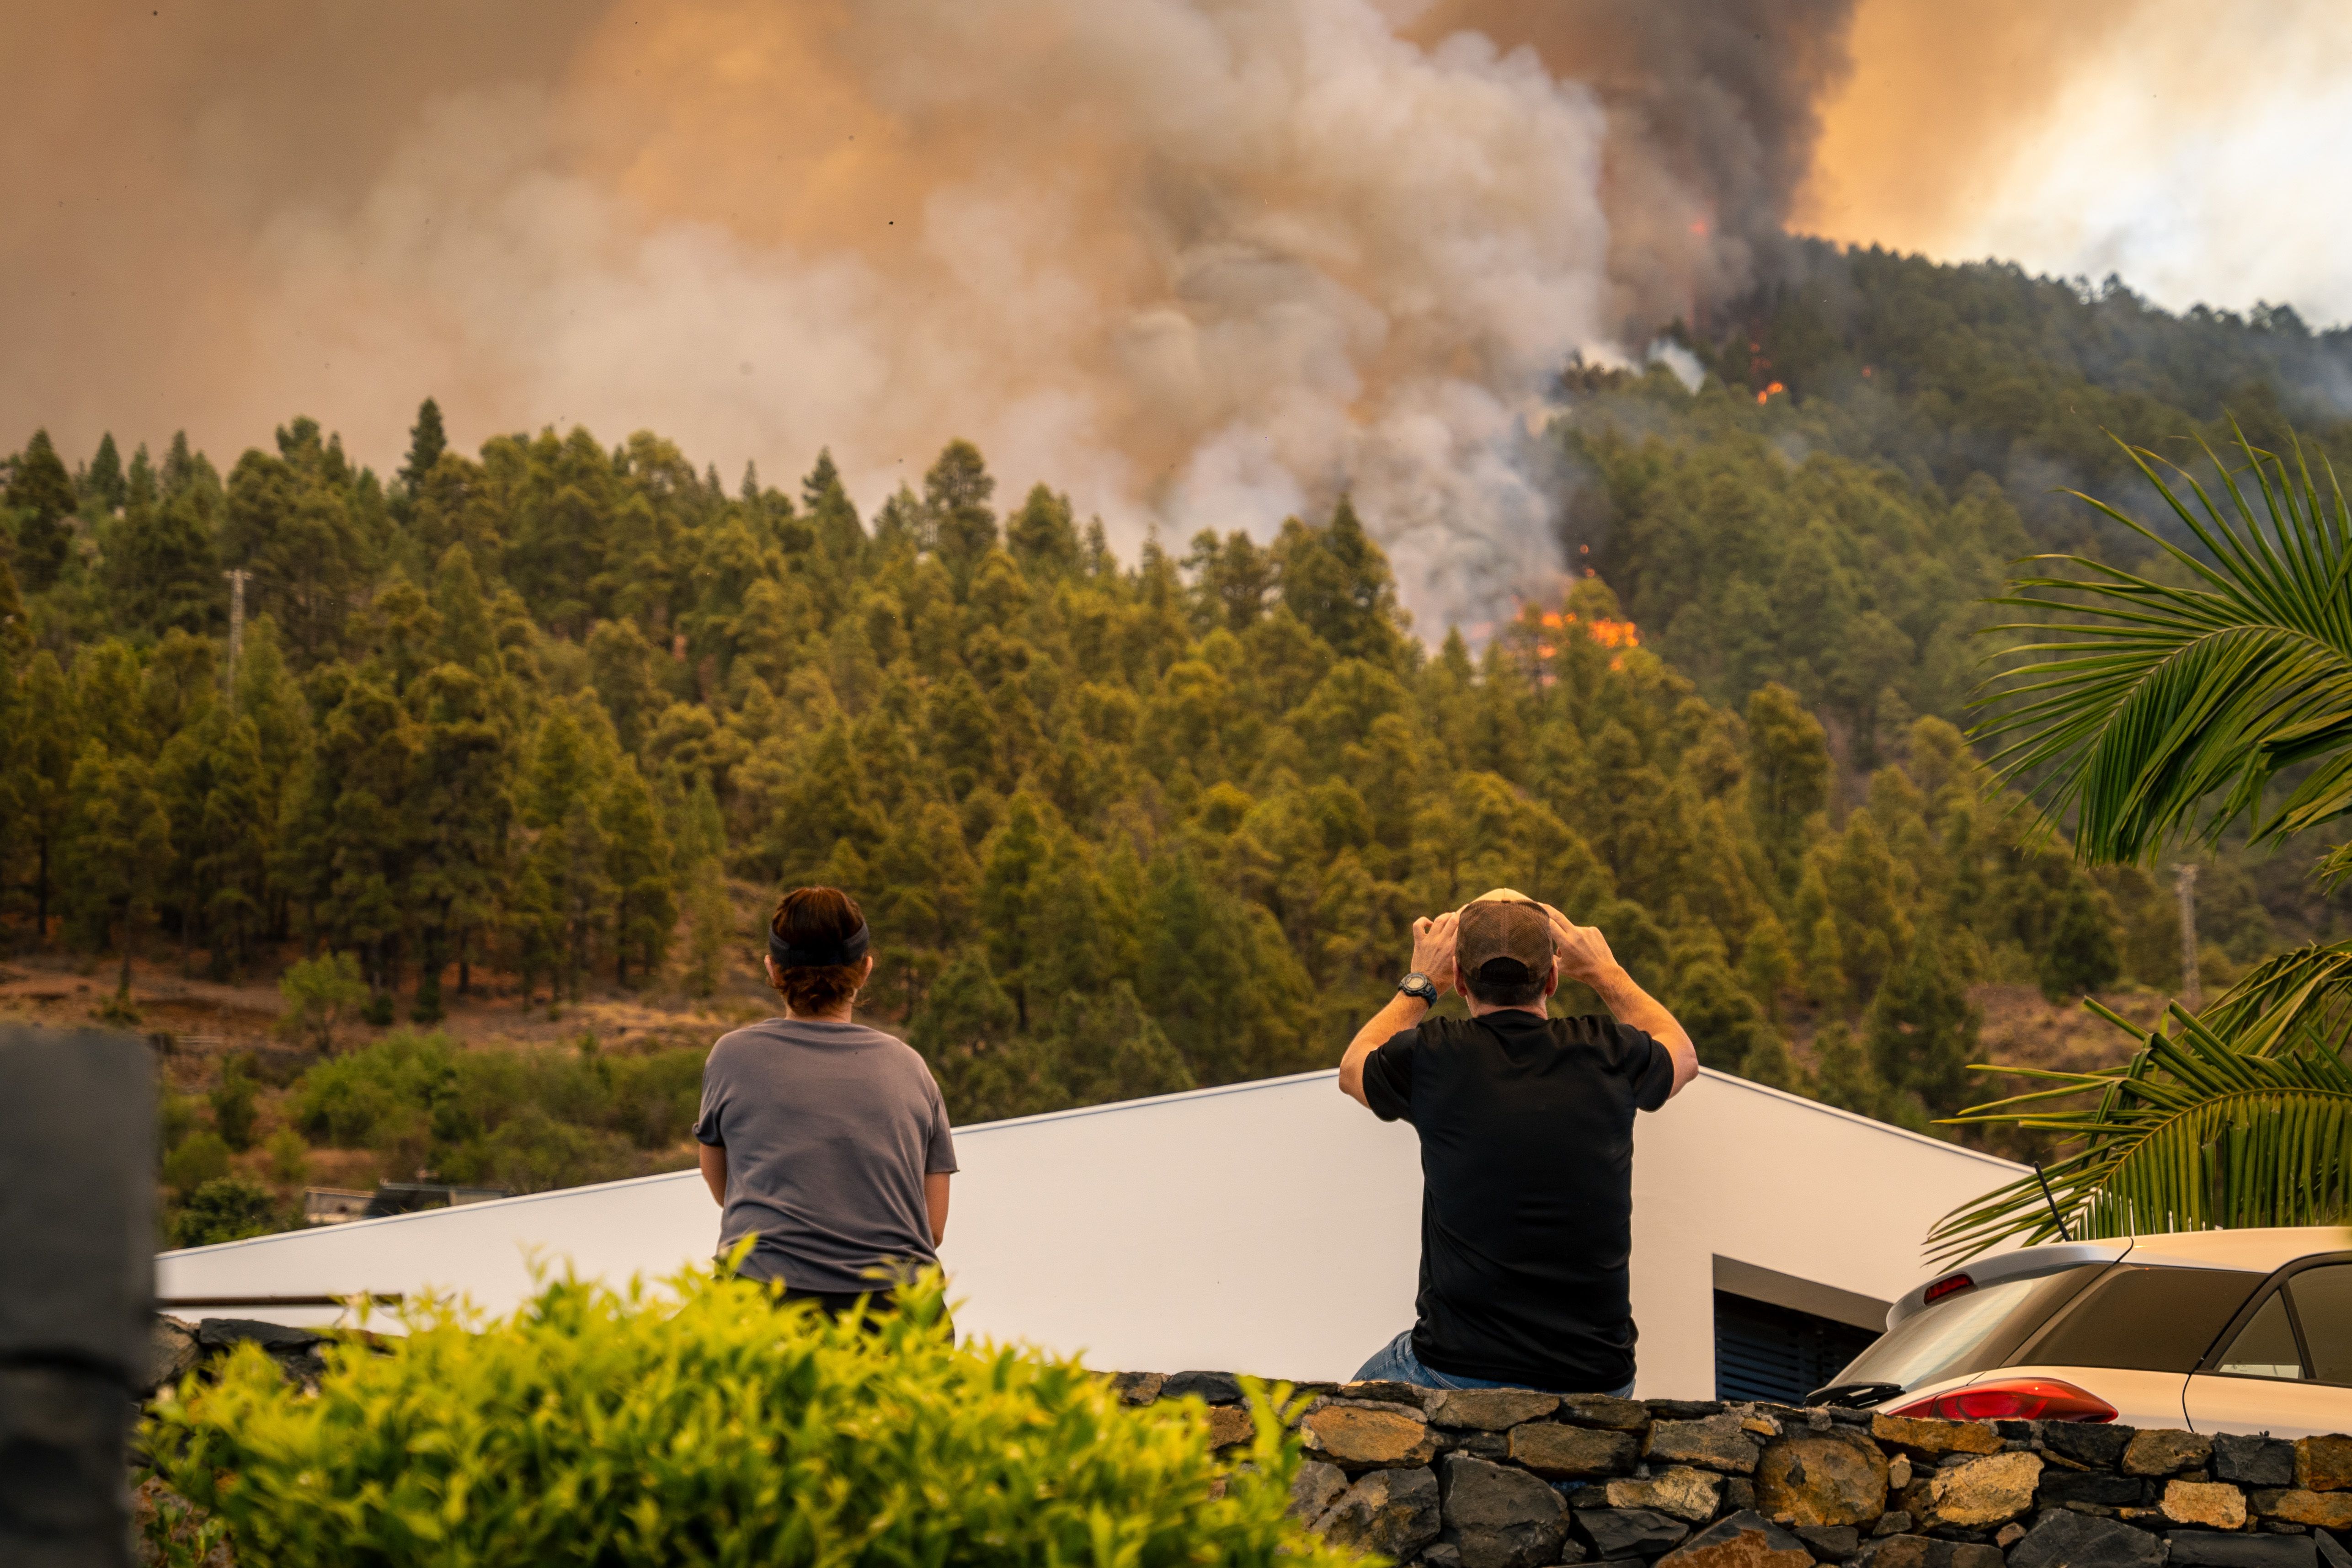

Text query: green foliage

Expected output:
[1978,425,2352,883]
[279,951,368,1051]
[5,427,78,589]
[161,1131,230,1199]
[1942,417,2352,1252]
[20,379,2319,1159]
[169,1175,284,1248]
[209,1053,260,1152]
[288,1031,705,1191]
[143,1269,1341,1568]
[1931,1003,2352,1264]
[265,1127,309,1186]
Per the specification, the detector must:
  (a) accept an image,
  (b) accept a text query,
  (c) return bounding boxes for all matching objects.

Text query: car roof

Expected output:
[2115,1225,2352,1272]
[1888,1226,2352,1328]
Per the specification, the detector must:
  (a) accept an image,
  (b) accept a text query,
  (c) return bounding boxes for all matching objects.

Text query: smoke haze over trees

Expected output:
[19,0,2337,642]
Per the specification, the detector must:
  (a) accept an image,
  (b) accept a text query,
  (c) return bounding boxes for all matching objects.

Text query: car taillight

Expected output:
[1922,1273,1975,1305]
[1888,1378,2118,1423]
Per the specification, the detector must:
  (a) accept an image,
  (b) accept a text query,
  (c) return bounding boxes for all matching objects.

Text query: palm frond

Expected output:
[1971,424,2352,882]
[2197,939,2352,1058]
[1927,999,2352,1265]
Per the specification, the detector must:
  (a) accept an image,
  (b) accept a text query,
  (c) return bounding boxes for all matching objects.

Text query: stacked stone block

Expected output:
[1112,1372,2352,1568]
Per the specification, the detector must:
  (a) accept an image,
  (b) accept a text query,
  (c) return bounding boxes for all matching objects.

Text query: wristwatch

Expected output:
[1397,971,1439,1005]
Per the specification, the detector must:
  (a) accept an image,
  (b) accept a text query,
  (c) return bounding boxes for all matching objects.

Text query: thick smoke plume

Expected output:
[4,0,1858,632]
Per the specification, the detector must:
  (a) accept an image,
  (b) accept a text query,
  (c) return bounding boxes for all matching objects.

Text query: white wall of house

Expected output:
[155,1066,2022,1395]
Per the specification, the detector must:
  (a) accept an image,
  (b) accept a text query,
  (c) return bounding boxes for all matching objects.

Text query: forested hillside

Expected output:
[3,243,2348,1240]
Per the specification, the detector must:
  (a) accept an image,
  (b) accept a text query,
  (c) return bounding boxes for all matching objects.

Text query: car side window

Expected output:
[2286,1265,2352,1385]
[2213,1290,2303,1380]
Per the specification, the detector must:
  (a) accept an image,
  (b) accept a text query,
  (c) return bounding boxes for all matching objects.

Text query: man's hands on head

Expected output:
[1535,901,1621,988]
[1410,911,1459,993]
[1339,908,1457,1106]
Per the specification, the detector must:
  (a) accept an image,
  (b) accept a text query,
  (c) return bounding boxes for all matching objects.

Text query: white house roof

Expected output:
[156,1066,2025,1396]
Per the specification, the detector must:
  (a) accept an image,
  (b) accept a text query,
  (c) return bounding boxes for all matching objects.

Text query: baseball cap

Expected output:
[1455,895,1556,988]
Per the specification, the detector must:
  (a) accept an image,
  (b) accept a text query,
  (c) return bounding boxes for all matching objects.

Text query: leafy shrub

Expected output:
[208,1052,259,1151]
[169,1176,283,1248]
[265,1126,309,1185]
[144,1270,1345,1568]
[288,1031,708,1193]
[160,1130,230,1197]
[278,951,367,1051]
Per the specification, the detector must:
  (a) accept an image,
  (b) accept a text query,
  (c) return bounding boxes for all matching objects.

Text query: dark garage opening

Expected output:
[1713,1290,1882,1404]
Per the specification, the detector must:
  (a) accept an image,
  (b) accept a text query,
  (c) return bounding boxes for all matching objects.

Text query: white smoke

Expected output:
[236,0,1621,634]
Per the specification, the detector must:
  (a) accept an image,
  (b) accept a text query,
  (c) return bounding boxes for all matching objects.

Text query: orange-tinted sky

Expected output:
[1806,0,2352,320]
[6,0,2347,630]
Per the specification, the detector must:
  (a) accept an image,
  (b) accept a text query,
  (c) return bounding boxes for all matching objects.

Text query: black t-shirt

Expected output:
[1361,1009,1674,1392]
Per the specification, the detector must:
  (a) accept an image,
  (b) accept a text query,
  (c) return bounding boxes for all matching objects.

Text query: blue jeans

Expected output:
[1355,1329,1636,1398]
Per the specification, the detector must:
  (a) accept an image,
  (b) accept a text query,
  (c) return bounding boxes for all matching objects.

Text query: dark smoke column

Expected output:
[1408,0,1860,333]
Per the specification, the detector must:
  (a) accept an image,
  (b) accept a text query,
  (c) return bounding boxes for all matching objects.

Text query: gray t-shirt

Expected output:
[694,1018,958,1292]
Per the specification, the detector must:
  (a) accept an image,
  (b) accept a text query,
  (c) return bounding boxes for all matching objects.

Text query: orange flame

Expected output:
[1535,609,1639,650]
[1754,380,1786,405]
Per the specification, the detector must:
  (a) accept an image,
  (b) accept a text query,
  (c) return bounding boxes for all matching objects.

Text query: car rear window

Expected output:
[2023,1264,2264,1373]
[2288,1264,2352,1385]
[1828,1265,2107,1393]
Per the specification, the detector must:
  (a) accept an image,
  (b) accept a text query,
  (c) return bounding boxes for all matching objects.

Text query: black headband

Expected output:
[768,920,871,969]
[1475,955,1540,985]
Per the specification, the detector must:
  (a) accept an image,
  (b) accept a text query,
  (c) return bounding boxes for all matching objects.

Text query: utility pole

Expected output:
[2175,864,2202,1011]
[223,567,250,697]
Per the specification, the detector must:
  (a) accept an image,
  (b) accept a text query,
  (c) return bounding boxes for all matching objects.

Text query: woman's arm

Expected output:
[924,1171,951,1246]
[699,1142,727,1206]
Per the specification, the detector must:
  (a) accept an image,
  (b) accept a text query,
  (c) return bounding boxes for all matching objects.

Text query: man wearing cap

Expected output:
[1339,890,1697,1394]
[696,885,958,1314]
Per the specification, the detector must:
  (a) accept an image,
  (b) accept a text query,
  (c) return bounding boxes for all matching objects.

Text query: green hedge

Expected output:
[288,1030,706,1192]
[144,1269,1352,1567]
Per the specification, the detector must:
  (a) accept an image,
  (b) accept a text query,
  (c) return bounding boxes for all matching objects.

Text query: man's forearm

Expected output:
[1589,964,1699,1095]
[1338,992,1429,1106]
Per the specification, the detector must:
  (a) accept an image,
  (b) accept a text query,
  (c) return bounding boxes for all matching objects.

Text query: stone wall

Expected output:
[145,1326,2352,1568]
[1114,1372,2352,1568]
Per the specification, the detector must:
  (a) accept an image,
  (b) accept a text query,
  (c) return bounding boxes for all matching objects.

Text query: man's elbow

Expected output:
[1337,1068,1368,1108]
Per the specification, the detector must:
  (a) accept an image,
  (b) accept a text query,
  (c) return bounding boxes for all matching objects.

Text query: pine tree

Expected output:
[125,443,156,510]
[1744,682,1829,889]
[683,857,735,998]
[86,433,127,512]
[6,429,79,589]
[106,485,221,635]
[0,555,32,670]
[522,704,611,1002]
[432,544,496,673]
[1006,484,1080,576]
[923,439,997,588]
[599,759,674,986]
[408,663,514,1014]
[400,398,448,492]
[66,742,172,1001]
[1276,497,1404,667]
[158,708,271,978]
[587,618,659,754]
[1864,932,1978,1118]
[11,652,79,936]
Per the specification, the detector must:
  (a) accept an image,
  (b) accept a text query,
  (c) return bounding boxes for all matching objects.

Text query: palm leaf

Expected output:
[2197,939,2352,1058]
[1926,999,2352,1265]
[1971,423,2352,882]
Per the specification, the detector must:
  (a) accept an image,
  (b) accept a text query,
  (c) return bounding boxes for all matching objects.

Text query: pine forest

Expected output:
[3,241,2349,1246]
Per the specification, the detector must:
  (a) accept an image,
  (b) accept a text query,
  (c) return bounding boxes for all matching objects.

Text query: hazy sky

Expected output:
[1802,0,2352,323]
[5,0,2345,627]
